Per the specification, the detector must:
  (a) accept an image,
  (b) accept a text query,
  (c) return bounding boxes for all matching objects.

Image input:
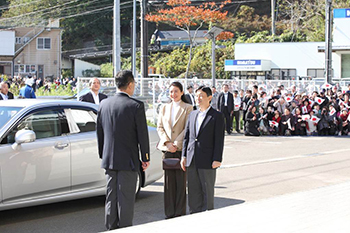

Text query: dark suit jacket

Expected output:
[0,91,14,100]
[184,93,196,109]
[97,92,150,171]
[79,91,107,104]
[217,92,234,113]
[182,107,225,169]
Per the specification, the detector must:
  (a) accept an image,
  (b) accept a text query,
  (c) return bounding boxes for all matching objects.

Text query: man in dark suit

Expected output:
[0,82,14,100]
[79,78,107,104]
[96,70,150,230]
[184,85,197,110]
[217,84,234,134]
[181,86,225,214]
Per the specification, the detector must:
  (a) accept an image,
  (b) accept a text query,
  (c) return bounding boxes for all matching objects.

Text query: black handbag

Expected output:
[162,158,181,170]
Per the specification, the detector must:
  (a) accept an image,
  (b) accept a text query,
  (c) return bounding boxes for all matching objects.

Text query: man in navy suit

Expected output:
[79,78,108,104]
[181,86,225,214]
[97,70,150,230]
[217,84,234,134]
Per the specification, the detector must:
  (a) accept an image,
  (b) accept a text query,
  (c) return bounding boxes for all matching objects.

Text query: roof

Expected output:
[0,99,97,109]
[157,30,208,40]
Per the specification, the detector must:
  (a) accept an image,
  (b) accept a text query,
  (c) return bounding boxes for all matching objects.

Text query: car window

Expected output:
[0,106,23,130]
[3,110,62,144]
[65,108,97,133]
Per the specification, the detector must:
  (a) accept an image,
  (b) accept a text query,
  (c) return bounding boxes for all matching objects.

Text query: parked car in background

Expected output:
[0,99,163,211]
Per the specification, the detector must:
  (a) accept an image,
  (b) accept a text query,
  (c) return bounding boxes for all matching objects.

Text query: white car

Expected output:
[0,99,163,211]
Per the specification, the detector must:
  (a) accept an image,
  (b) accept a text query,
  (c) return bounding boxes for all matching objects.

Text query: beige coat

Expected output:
[157,101,193,151]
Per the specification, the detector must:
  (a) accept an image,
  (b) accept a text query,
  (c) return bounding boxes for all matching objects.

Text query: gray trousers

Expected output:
[187,160,216,214]
[105,169,137,230]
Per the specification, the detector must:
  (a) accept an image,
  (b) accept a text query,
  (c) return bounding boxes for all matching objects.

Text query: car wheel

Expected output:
[135,171,142,197]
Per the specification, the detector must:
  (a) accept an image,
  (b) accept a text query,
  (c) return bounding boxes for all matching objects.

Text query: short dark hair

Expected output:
[187,85,193,90]
[195,85,212,97]
[115,70,134,89]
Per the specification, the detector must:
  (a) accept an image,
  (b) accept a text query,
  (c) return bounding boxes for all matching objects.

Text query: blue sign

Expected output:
[334,9,350,18]
[225,60,261,66]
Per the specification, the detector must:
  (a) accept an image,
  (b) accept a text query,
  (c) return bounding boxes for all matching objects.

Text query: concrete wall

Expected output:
[74,59,100,78]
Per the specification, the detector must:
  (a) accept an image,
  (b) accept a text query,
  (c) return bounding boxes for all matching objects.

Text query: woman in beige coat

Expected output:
[157,81,193,219]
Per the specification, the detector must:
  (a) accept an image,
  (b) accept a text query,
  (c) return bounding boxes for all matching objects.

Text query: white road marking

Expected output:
[220,148,350,170]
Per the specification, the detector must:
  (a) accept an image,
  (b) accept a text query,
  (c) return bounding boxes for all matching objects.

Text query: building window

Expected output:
[307,69,324,79]
[14,64,36,73]
[16,37,30,44]
[37,38,51,50]
[271,69,297,80]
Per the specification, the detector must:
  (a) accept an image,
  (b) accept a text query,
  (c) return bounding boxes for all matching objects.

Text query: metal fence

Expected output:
[77,77,350,122]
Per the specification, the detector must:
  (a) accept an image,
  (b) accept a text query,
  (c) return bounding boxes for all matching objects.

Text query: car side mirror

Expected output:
[12,129,36,150]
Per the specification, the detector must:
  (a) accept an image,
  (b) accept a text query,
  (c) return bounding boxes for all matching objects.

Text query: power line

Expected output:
[0,0,133,23]
[0,0,43,11]
[0,0,82,21]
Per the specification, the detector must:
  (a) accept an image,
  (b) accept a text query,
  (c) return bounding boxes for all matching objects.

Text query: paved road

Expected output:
[1,135,350,233]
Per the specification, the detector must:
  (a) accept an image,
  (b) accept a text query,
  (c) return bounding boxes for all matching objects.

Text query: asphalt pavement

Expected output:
[1,134,350,232]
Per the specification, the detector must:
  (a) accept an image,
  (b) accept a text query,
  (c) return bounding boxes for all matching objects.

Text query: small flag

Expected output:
[235,104,240,108]
[329,108,336,116]
[302,115,310,121]
[302,106,308,114]
[269,120,279,127]
[315,97,325,105]
[321,83,332,89]
[309,100,315,106]
[343,90,346,94]
[285,96,293,102]
[311,116,320,123]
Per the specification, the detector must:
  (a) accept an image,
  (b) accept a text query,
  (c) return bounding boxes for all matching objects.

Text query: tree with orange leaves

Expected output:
[146,0,233,79]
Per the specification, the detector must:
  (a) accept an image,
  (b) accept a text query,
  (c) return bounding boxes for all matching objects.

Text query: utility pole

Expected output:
[113,0,121,77]
[271,0,275,36]
[140,0,148,79]
[325,0,333,83]
[132,0,137,77]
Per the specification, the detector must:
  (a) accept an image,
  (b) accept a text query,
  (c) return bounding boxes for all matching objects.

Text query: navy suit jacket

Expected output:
[182,107,225,169]
[0,91,14,100]
[217,92,234,113]
[79,92,107,104]
[97,92,150,171]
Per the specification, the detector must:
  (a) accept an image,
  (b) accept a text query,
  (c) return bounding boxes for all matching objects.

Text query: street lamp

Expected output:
[204,26,224,86]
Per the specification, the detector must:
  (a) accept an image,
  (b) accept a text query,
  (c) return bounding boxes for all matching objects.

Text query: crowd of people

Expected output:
[0,75,78,95]
[210,83,350,137]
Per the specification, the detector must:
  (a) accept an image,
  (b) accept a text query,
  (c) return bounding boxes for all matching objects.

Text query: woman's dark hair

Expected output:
[115,70,134,90]
[169,81,187,103]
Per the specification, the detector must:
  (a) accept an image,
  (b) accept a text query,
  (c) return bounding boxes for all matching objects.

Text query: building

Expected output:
[225,8,350,81]
[0,19,62,80]
[154,30,208,49]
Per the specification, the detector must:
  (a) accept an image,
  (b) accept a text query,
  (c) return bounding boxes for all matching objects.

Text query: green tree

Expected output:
[146,0,233,79]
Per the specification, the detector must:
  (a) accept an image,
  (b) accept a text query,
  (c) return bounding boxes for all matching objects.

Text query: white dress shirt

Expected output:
[90,91,100,105]
[224,92,228,106]
[196,106,211,136]
[171,100,181,127]
[0,93,8,100]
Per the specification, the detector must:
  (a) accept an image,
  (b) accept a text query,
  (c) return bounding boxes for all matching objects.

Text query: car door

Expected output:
[0,108,71,203]
[63,107,105,191]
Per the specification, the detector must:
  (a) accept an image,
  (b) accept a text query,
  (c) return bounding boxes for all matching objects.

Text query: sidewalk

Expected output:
[112,181,350,233]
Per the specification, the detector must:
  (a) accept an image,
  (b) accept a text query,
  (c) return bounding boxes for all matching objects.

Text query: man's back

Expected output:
[97,92,149,171]
[19,85,36,98]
